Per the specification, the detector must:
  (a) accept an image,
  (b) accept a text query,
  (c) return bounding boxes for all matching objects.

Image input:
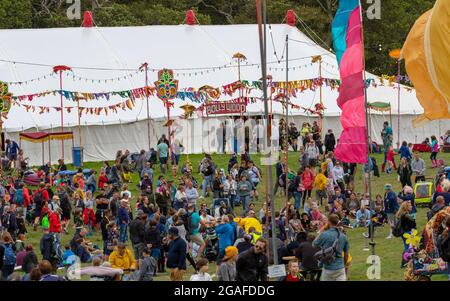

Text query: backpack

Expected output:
[314,228,340,265]
[14,189,24,206]
[41,215,50,229]
[438,233,450,262]
[3,244,17,266]
[392,218,404,238]
[34,190,43,209]
[185,212,196,236]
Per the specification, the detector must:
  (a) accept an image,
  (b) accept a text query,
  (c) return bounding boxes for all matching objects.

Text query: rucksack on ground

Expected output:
[3,244,17,266]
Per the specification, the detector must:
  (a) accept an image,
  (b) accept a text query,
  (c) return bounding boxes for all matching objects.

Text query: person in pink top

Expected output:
[301,165,315,208]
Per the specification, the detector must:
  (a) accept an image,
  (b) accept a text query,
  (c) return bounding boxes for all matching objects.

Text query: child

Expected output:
[190,258,212,281]
[63,244,76,267]
[106,222,119,260]
[98,171,108,190]
[223,175,237,211]
[303,197,314,216]
[386,146,397,174]
[120,184,132,199]
[375,194,383,207]
[86,171,97,193]
[83,191,96,235]
[16,208,27,235]
[429,135,439,168]
[73,208,84,233]
[284,260,304,281]
[15,233,26,252]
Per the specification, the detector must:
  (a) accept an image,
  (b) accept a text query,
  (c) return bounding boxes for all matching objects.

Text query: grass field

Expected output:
[21,151,450,281]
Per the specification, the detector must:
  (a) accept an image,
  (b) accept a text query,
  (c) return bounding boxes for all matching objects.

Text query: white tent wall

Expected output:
[7,113,449,166]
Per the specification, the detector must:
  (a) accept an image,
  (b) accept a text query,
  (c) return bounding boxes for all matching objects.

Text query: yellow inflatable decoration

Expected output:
[402,0,450,127]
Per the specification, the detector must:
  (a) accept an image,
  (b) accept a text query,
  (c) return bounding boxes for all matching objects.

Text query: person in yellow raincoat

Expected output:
[234,211,263,237]
[314,169,328,206]
[109,243,137,273]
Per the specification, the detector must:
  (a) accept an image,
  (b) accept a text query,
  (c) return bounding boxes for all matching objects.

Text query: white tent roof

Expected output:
[0,24,421,132]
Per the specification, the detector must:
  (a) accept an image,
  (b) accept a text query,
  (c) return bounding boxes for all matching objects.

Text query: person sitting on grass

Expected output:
[63,244,76,268]
[356,204,371,230]
[39,260,65,281]
[109,243,137,275]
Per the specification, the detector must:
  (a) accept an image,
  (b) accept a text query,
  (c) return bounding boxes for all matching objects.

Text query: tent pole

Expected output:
[357,0,376,258]
[257,0,277,264]
[48,139,51,165]
[319,58,323,138]
[78,98,83,167]
[397,59,401,149]
[142,63,151,150]
[284,34,290,240]
[59,70,64,159]
[42,141,44,166]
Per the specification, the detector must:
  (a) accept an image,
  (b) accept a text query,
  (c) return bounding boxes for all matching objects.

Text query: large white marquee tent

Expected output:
[0,22,447,165]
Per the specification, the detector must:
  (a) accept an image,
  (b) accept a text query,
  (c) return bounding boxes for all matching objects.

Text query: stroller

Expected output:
[203,226,219,262]
[211,198,232,219]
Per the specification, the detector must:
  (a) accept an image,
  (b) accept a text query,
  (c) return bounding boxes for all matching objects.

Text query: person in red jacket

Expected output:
[22,186,31,222]
[98,171,108,190]
[49,208,62,243]
[301,165,315,209]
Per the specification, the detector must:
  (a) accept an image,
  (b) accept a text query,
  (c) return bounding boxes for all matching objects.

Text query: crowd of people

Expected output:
[0,121,449,282]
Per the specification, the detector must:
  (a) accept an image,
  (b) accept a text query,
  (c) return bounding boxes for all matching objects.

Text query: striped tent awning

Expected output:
[19,131,73,143]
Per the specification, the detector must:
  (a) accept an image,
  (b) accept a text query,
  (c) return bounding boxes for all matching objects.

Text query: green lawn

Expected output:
[21,151,450,281]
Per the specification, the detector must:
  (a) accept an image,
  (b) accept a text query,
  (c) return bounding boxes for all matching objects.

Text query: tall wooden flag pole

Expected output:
[256,0,278,265]
[53,65,71,160]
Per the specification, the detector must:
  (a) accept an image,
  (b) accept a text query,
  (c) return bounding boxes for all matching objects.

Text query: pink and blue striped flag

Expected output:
[332,0,367,164]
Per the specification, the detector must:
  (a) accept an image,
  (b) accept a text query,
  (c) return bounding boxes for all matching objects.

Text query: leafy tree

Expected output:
[0,0,32,29]
[0,0,439,77]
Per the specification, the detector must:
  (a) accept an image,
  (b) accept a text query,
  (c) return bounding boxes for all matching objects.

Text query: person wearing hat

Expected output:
[383,184,399,239]
[215,215,234,263]
[166,227,187,281]
[218,246,238,281]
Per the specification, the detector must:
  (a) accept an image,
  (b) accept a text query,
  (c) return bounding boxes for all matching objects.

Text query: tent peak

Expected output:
[82,11,94,27]
[286,10,296,26]
[185,10,198,25]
